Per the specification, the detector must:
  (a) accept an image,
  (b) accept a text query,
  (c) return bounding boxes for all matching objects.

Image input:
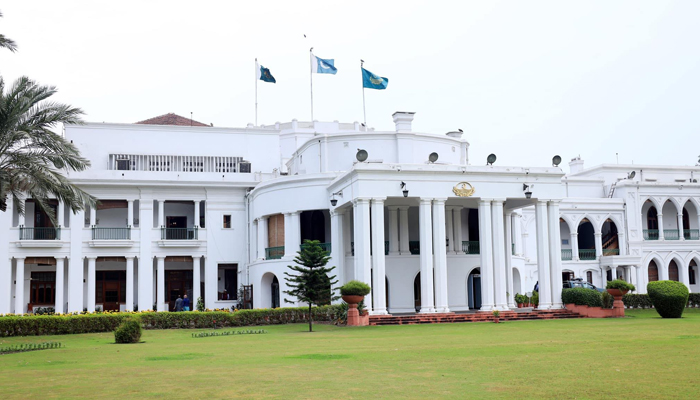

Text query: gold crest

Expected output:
[452,182,475,197]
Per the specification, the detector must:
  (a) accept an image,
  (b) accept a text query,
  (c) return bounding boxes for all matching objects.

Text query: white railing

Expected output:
[109,154,251,173]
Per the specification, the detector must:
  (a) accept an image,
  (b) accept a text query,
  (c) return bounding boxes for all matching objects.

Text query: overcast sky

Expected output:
[2,1,699,171]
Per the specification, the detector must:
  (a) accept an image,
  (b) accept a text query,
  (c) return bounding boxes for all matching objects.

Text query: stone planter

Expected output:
[606,289,629,318]
[342,295,366,326]
[342,295,364,305]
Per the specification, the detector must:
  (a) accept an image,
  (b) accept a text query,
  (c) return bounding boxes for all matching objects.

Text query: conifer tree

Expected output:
[284,240,339,332]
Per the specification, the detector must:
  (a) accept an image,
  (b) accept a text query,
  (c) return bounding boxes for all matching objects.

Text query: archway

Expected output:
[385,277,390,312]
[586,270,593,284]
[648,260,659,282]
[683,201,699,239]
[562,269,575,282]
[271,276,280,308]
[512,268,522,295]
[467,268,482,310]
[601,219,619,256]
[577,219,596,260]
[669,260,679,282]
[644,201,659,240]
[560,219,572,260]
[260,272,279,309]
[300,210,327,242]
[689,259,698,286]
[413,273,421,312]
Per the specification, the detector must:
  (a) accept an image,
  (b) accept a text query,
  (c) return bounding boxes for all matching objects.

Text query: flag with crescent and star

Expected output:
[361,67,388,90]
[311,54,337,74]
[256,62,276,83]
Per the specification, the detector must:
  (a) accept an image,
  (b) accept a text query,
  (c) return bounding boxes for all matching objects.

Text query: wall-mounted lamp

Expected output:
[627,171,636,180]
[487,153,497,166]
[523,183,532,199]
[330,191,343,206]
[400,182,409,197]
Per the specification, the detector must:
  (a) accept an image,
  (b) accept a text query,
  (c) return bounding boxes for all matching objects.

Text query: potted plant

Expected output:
[340,280,371,326]
[492,310,500,323]
[606,280,635,317]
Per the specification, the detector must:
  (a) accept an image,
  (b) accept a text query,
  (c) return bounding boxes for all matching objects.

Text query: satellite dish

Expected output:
[552,155,562,167]
[628,171,636,179]
[429,152,439,163]
[487,154,497,165]
[356,149,368,162]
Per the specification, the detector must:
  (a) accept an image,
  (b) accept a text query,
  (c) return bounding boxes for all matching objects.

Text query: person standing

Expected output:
[174,295,183,312]
[182,294,190,311]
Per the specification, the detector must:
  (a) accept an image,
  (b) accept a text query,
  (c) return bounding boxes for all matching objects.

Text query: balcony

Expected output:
[161,227,198,240]
[579,249,597,261]
[19,227,60,240]
[561,249,573,261]
[643,229,659,240]
[684,229,699,240]
[462,241,480,255]
[300,242,331,255]
[265,246,284,260]
[664,229,680,240]
[92,227,131,240]
[602,248,620,256]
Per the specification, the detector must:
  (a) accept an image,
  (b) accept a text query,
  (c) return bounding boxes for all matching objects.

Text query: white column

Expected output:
[571,232,580,261]
[18,206,25,226]
[353,198,372,307]
[657,213,665,240]
[680,262,690,288]
[156,256,165,311]
[283,212,300,259]
[491,200,508,310]
[193,256,201,306]
[55,258,65,313]
[618,232,627,256]
[371,198,387,315]
[14,258,25,314]
[594,232,603,258]
[535,201,552,309]
[419,199,435,313]
[513,212,523,256]
[387,206,400,255]
[505,211,515,308]
[68,210,84,312]
[158,200,165,228]
[125,256,135,311]
[454,207,464,254]
[446,207,455,254]
[677,213,685,241]
[330,210,345,287]
[194,201,201,227]
[87,256,96,312]
[548,201,563,308]
[398,206,410,255]
[478,200,495,311]
[600,267,606,289]
[138,198,153,311]
[343,211,352,258]
[636,266,646,294]
[127,200,134,227]
[89,206,96,226]
[257,217,267,260]
[57,201,65,227]
[433,199,450,313]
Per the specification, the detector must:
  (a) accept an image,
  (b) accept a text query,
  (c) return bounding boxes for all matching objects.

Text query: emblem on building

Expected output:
[453,182,475,197]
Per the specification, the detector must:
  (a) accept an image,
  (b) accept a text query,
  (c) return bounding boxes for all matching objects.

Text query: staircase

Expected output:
[369,309,584,326]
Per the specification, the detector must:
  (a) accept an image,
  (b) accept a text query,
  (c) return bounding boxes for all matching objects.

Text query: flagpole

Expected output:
[361,60,366,126]
[255,58,258,126]
[309,48,314,121]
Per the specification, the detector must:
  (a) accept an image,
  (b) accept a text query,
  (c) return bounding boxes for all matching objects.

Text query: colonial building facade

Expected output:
[1,112,698,314]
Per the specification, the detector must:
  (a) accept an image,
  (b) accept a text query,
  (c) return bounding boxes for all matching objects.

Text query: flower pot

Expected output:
[606,289,628,318]
[517,303,523,308]
[342,295,364,305]
[494,317,500,324]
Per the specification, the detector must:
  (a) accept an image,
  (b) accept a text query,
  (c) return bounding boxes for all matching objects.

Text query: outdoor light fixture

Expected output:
[552,155,562,167]
[487,153,497,166]
[627,171,636,180]
[428,152,439,163]
[401,182,409,197]
[330,191,343,206]
[523,183,532,199]
[356,149,368,162]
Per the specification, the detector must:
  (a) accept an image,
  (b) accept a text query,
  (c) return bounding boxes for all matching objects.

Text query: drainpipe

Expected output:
[245,189,251,286]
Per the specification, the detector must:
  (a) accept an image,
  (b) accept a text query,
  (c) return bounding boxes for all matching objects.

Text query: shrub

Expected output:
[114,318,142,343]
[689,293,700,308]
[647,281,689,318]
[601,291,614,309]
[196,297,205,312]
[606,279,635,292]
[514,294,526,304]
[531,291,539,307]
[340,280,371,296]
[561,288,603,307]
[622,294,653,309]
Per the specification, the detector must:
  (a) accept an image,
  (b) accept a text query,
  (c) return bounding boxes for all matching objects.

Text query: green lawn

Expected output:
[1,309,699,399]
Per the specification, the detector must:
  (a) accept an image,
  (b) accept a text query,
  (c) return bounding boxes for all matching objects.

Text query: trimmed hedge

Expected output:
[647,281,689,318]
[0,305,342,337]
[606,279,635,292]
[623,294,654,309]
[561,288,603,307]
[114,319,142,343]
[340,280,371,296]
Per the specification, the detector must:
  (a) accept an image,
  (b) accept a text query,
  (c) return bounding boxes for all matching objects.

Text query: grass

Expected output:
[1,309,699,399]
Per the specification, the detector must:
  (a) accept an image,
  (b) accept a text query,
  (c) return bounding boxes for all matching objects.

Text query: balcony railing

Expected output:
[602,248,620,256]
[561,249,573,261]
[664,229,680,240]
[462,241,480,255]
[265,246,284,260]
[19,227,60,240]
[579,249,597,261]
[92,227,131,240]
[109,154,251,173]
[300,242,331,255]
[643,229,659,240]
[685,229,700,240]
[161,227,198,240]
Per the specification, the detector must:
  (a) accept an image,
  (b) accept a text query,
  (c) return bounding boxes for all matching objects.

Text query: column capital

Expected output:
[479,198,494,205]
[446,205,462,211]
[371,197,387,203]
[191,255,202,260]
[155,255,166,261]
[85,256,98,260]
[594,232,602,237]
[353,197,372,205]
[432,197,448,203]
[419,198,433,205]
[397,205,410,211]
[547,200,562,205]
[490,198,506,204]
[387,205,400,211]
[14,256,26,261]
[536,200,549,206]
[124,255,136,260]
[570,232,579,237]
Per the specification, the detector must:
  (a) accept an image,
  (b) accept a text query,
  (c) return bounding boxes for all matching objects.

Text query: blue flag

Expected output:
[362,67,388,90]
[311,54,337,74]
[257,63,276,83]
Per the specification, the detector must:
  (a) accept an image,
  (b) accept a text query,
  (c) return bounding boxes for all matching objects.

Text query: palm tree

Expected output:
[0,76,96,221]
[0,11,18,52]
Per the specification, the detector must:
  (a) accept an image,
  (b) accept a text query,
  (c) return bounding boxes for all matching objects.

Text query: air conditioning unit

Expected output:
[239,161,252,173]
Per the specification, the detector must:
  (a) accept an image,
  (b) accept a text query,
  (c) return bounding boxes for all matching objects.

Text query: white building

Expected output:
[1,112,698,315]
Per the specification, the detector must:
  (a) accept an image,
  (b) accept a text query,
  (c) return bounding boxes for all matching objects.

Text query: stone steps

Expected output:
[369,310,584,326]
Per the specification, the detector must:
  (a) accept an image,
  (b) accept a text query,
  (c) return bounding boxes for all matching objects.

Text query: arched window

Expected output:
[586,271,593,284]
[648,261,659,282]
[689,261,697,285]
[647,207,658,230]
[669,260,679,282]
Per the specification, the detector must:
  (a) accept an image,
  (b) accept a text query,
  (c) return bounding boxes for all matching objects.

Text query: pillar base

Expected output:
[478,305,495,312]
[434,307,451,313]
[419,307,436,314]
[536,303,554,310]
[370,309,388,316]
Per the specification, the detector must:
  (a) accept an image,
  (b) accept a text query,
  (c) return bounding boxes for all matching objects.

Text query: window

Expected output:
[218,264,238,300]
[30,272,56,304]
[116,159,133,171]
[586,271,593,284]
[223,215,232,229]
[690,265,697,285]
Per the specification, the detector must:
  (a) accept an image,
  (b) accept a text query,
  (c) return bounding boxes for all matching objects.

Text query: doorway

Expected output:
[166,216,187,239]
[413,273,421,312]
[166,270,193,310]
[468,268,482,310]
[271,276,280,308]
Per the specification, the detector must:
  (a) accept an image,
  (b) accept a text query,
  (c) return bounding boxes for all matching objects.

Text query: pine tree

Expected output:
[284,240,339,332]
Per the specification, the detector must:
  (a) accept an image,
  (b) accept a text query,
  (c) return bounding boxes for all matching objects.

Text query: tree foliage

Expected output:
[0,11,18,53]
[284,240,339,331]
